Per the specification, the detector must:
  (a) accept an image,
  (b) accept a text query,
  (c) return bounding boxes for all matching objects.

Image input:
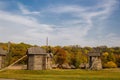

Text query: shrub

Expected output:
[103,61,117,68]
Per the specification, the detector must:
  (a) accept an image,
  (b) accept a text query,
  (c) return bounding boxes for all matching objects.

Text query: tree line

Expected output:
[0,42,120,68]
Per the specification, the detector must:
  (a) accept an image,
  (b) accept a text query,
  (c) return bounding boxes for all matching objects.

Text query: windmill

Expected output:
[7,41,11,66]
[46,37,54,58]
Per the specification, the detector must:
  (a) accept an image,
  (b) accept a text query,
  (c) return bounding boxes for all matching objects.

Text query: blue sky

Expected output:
[0,0,120,47]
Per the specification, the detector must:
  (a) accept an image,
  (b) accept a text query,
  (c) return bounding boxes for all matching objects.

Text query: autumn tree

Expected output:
[54,48,69,68]
[102,52,117,68]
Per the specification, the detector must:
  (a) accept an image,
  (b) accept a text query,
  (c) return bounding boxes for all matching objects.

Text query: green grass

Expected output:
[0,68,120,80]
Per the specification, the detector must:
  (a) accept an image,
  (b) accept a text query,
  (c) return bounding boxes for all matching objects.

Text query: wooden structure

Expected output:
[27,47,52,70]
[0,48,7,69]
[88,51,102,70]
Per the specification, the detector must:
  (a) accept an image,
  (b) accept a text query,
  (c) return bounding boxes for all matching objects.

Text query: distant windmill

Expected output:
[7,41,11,66]
[7,41,10,53]
[46,37,54,59]
[46,37,48,47]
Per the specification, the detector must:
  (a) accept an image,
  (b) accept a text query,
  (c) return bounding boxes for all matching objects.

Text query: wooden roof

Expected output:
[88,52,101,57]
[0,48,7,56]
[27,47,47,55]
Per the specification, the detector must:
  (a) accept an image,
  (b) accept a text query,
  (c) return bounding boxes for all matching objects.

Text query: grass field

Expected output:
[0,68,120,80]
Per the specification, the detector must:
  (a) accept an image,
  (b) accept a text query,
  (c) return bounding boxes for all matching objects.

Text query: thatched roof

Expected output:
[0,48,7,56]
[88,52,101,57]
[27,47,47,55]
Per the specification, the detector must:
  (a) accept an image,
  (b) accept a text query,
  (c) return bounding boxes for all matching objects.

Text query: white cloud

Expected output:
[18,3,40,15]
[0,11,53,30]
[0,10,54,45]
[0,0,119,47]
[42,0,119,46]
[48,5,86,14]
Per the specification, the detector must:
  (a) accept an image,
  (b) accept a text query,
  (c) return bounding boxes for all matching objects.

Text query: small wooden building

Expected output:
[0,48,7,69]
[27,47,52,70]
[88,52,102,70]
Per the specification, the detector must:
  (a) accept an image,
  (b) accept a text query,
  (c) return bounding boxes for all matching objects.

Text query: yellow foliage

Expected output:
[103,61,117,68]
[103,52,109,56]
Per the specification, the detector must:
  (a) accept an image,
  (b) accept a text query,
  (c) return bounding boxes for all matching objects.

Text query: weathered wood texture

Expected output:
[0,48,7,69]
[27,47,52,70]
[88,52,102,70]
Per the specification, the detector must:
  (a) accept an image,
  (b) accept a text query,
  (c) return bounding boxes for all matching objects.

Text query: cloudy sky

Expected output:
[0,0,120,47]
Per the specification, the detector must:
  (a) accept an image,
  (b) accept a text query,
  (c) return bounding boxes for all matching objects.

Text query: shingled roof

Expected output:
[0,48,7,55]
[88,52,101,57]
[27,47,47,55]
